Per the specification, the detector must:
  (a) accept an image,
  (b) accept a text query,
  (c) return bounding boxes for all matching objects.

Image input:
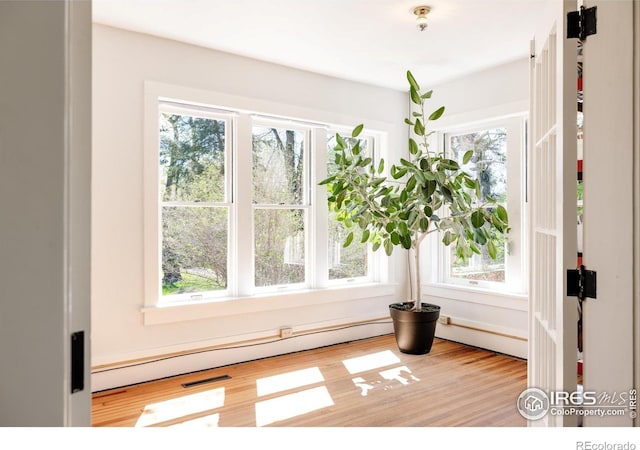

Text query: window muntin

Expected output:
[326,133,373,282]
[159,105,232,300]
[252,124,310,289]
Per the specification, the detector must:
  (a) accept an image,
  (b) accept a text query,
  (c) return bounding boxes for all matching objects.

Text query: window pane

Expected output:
[328,213,368,279]
[449,128,507,283]
[326,133,369,280]
[252,126,305,205]
[254,209,305,287]
[162,206,228,296]
[160,113,226,202]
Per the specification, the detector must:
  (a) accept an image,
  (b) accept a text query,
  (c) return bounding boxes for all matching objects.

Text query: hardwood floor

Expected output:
[92,335,527,427]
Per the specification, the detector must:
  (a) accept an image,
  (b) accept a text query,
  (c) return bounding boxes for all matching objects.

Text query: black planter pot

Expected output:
[389,302,441,355]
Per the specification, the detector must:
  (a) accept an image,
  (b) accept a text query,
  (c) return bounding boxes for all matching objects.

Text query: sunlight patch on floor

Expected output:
[379,366,419,385]
[342,350,401,374]
[135,387,225,427]
[256,367,324,397]
[352,376,375,396]
[255,386,334,426]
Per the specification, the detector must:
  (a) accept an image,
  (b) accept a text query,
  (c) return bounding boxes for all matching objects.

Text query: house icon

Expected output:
[524,395,544,412]
[517,388,550,420]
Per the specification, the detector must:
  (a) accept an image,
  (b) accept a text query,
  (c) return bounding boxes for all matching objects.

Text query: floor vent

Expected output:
[181,374,231,388]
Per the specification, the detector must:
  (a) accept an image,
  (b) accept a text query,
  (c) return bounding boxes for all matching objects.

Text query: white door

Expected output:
[528,0,578,427]
[0,0,92,426]
[580,0,635,427]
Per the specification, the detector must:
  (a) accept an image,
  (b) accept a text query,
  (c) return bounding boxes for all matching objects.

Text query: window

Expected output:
[158,102,233,300]
[326,132,374,282]
[252,124,310,289]
[440,117,526,293]
[145,92,384,309]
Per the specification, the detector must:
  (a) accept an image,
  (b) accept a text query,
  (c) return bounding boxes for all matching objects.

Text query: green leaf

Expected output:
[471,210,485,228]
[406,70,420,92]
[410,86,421,105]
[384,239,393,256]
[439,159,460,170]
[336,133,346,148]
[424,171,436,181]
[404,118,415,126]
[344,231,354,247]
[463,177,476,189]
[400,158,414,168]
[318,175,336,186]
[442,231,456,246]
[361,229,370,243]
[487,240,497,260]
[414,118,425,136]
[377,158,385,174]
[470,242,481,255]
[406,176,417,192]
[497,205,509,222]
[474,229,488,245]
[372,241,381,252]
[385,222,396,233]
[419,218,429,232]
[409,138,419,155]
[398,222,409,236]
[463,150,474,165]
[421,90,433,99]
[424,205,433,217]
[441,186,453,203]
[390,232,400,245]
[391,167,407,180]
[428,106,445,121]
[352,124,364,138]
[424,179,437,198]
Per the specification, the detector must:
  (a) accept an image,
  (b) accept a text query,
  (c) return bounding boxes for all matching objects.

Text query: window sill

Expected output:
[421,282,528,311]
[141,282,398,325]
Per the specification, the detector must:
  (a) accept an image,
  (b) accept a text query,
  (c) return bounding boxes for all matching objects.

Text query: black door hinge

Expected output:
[567,6,597,40]
[567,265,597,300]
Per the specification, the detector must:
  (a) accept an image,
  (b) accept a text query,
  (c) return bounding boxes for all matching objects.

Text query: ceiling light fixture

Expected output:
[413,6,431,32]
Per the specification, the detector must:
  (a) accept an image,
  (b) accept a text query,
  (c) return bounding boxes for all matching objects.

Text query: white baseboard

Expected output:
[435,318,527,359]
[91,320,393,392]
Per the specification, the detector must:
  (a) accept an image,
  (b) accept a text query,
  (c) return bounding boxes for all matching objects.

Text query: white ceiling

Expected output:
[92,0,548,92]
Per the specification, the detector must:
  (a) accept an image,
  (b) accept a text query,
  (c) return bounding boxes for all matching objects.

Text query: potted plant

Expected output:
[320,70,510,354]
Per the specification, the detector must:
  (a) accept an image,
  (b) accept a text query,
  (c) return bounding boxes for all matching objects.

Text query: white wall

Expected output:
[91,25,408,391]
[422,58,531,359]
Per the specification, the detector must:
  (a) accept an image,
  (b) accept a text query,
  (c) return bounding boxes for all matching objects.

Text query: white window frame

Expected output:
[142,82,392,325]
[156,101,235,303]
[325,129,378,285]
[437,115,527,295]
[251,118,313,293]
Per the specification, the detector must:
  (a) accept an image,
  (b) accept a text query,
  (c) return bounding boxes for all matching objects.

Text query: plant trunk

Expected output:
[413,238,421,312]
